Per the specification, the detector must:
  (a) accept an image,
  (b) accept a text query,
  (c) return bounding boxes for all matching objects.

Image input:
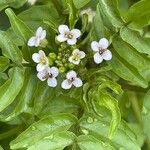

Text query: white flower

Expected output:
[69,49,85,65]
[32,50,49,72]
[91,38,112,64]
[61,70,83,89]
[56,25,81,45]
[80,8,96,22]
[28,27,46,47]
[37,67,59,87]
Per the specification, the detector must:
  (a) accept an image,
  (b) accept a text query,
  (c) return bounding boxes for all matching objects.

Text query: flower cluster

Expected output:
[28,25,112,89]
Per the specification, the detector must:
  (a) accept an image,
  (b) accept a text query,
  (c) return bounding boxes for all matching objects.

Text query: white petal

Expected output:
[91,41,99,52]
[47,78,57,87]
[39,50,46,57]
[36,63,47,72]
[94,52,103,64]
[69,58,80,65]
[32,53,40,63]
[40,30,46,40]
[37,69,48,81]
[28,37,37,47]
[67,38,77,45]
[48,67,59,77]
[36,27,46,40]
[36,27,43,36]
[72,49,80,55]
[61,79,72,89]
[66,70,77,79]
[58,25,69,34]
[68,56,74,63]
[79,51,86,59]
[34,38,40,47]
[102,50,112,61]
[71,29,81,38]
[56,34,67,42]
[73,78,83,87]
[99,38,109,49]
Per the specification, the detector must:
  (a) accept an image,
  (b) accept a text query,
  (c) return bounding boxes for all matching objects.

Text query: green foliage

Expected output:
[0,0,149,150]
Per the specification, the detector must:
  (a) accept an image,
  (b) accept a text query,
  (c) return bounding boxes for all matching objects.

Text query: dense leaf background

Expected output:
[0,0,150,149]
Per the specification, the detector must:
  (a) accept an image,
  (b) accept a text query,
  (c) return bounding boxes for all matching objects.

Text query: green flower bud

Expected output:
[40,39,48,48]
[61,43,68,49]
[49,53,57,60]
[59,66,66,73]
[48,59,53,66]
[68,63,75,69]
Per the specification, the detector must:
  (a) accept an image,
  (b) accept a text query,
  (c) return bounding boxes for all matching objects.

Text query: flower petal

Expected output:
[69,58,80,65]
[93,52,103,64]
[66,70,77,79]
[32,53,40,63]
[73,78,83,87]
[99,38,109,49]
[39,50,46,57]
[47,78,57,87]
[28,37,37,47]
[58,25,69,34]
[67,38,77,45]
[56,34,67,42]
[36,63,47,72]
[48,67,59,77]
[72,49,80,55]
[91,41,99,52]
[71,29,81,38]
[36,27,43,36]
[61,79,72,89]
[37,69,48,81]
[80,51,86,59]
[102,50,112,60]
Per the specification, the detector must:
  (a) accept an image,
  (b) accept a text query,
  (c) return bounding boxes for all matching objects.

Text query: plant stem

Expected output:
[127,91,142,123]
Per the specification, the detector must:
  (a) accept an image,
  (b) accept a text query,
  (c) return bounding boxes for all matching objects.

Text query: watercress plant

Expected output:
[0,0,150,150]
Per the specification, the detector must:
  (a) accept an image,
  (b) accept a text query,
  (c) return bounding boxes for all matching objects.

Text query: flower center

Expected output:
[40,56,47,64]
[65,32,73,39]
[42,73,53,80]
[99,47,106,54]
[68,77,75,84]
[72,53,80,61]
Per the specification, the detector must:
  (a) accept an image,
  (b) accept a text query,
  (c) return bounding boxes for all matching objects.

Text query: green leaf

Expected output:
[0,68,37,121]
[78,135,116,150]
[92,3,105,39]
[65,0,78,28]
[18,5,61,30]
[80,115,141,150]
[98,91,121,138]
[0,56,10,72]
[127,0,150,28]
[108,54,148,88]
[33,81,56,116]
[5,8,33,42]
[73,0,91,9]
[0,67,24,112]
[10,114,77,149]
[142,90,150,139]
[0,145,3,150]
[0,0,26,11]
[0,31,23,65]
[28,131,76,150]
[112,35,150,71]
[99,0,123,28]
[120,27,150,55]
[98,77,123,95]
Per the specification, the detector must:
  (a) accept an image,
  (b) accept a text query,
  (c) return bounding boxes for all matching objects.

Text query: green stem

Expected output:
[127,91,142,123]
